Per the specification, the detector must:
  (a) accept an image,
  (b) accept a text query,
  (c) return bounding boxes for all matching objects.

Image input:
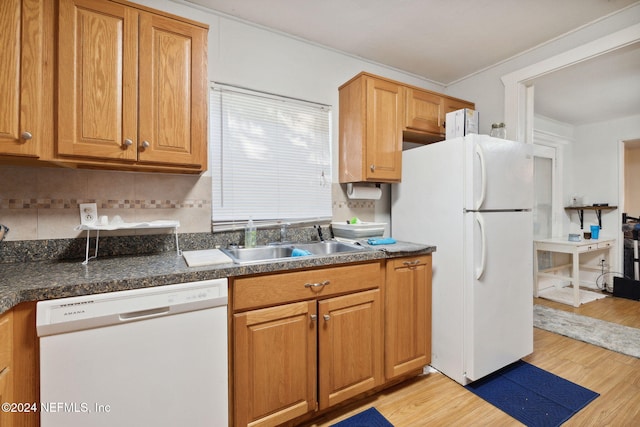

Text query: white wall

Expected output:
[445,3,640,135]
[571,114,640,231]
[136,0,446,183]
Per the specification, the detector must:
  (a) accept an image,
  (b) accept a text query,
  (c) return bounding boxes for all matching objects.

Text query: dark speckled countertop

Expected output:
[0,241,435,314]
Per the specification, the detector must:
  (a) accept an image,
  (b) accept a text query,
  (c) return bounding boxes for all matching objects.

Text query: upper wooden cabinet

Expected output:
[404,87,444,135]
[339,72,474,183]
[56,0,208,173]
[0,0,46,158]
[444,96,474,116]
[404,88,474,141]
[339,74,404,183]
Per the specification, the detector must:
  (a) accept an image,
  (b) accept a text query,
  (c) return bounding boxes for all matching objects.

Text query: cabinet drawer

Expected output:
[597,241,613,249]
[577,243,598,253]
[0,310,12,372]
[233,262,382,311]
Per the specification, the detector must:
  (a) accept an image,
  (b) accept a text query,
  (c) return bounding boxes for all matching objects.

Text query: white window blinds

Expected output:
[210,85,332,226]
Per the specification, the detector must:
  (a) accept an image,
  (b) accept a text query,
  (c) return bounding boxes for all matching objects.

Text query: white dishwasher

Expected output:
[36,279,228,427]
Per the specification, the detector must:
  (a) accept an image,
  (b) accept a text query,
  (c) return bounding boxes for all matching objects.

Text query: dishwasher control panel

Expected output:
[36,279,228,337]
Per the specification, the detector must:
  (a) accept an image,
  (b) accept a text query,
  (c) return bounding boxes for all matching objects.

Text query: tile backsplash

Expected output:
[0,165,212,241]
[0,165,381,243]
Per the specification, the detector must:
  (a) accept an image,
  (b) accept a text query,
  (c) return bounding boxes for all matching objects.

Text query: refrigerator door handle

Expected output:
[475,212,486,280]
[475,143,487,210]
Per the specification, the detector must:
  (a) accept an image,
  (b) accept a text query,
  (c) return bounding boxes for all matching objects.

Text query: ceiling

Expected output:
[187,0,640,125]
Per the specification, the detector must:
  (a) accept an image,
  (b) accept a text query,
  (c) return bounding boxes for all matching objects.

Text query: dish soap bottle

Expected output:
[244,218,257,248]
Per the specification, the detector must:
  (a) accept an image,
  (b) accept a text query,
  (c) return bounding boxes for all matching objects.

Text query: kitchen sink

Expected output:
[220,241,368,264]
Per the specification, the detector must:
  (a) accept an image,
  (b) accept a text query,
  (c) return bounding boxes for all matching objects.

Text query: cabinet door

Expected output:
[137,12,207,168]
[57,0,138,161]
[385,255,432,379]
[0,369,12,427]
[234,301,317,427]
[0,0,43,157]
[318,289,383,409]
[404,88,444,134]
[0,309,13,427]
[365,77,403,182]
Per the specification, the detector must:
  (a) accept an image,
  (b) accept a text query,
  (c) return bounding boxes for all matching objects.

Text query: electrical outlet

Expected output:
[79,203,98,225]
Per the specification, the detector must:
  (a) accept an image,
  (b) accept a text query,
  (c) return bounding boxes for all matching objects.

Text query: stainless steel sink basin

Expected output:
[294,241,365,255]
[220,241,367,264]
[220,246,294,264]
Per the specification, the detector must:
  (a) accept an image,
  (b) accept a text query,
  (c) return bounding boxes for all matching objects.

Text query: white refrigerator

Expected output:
[391,134,533,385]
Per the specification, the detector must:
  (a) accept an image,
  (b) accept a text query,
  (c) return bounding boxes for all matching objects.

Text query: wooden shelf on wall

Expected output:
[564,205,617,229]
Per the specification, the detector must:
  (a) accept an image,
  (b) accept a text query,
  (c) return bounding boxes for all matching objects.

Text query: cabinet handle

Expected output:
[370,164,376,172]
[304,280,330,288]
[403,260,421,267]
[310,314,317,321]
[141,140,150,148]
[323,314,330,322]
[21,131,33,141]
[122,139,133,148]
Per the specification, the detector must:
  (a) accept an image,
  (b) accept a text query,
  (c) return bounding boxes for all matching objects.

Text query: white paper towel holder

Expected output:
[346,183,382,200]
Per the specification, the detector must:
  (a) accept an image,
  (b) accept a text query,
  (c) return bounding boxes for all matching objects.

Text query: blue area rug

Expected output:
[465,360,599,427]
[330,407,393,427]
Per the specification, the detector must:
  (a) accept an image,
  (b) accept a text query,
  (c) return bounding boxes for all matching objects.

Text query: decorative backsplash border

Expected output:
[0,198,211,209]
[333,200,376,209]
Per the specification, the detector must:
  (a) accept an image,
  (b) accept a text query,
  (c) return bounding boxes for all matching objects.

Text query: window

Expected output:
[210,84,332,229]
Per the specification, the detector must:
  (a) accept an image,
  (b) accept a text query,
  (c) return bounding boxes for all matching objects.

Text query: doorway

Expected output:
[533,148,554,240]
[621,138,640,279]
[533,144,558,271]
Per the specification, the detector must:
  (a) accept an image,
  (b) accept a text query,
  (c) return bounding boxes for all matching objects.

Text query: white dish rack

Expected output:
[75,220,181,264]
[331,221,386,239]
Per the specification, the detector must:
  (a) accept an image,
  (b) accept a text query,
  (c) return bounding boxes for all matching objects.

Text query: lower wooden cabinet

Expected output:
[385,255,432,379]
[318,289,383,410]
[231,256,432,426]
[233,289,384,427]
[2,302,39,427]
[234,300,317,427]
[0,309,14,427]
[232,262,384,427]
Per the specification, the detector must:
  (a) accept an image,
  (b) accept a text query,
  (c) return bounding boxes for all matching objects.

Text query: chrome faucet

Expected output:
[280,223,289,242]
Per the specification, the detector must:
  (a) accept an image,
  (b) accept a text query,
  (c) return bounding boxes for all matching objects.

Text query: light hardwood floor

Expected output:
[304,295,640,426]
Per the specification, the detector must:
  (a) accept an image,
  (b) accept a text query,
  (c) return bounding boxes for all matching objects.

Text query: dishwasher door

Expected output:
[37,279,228,427]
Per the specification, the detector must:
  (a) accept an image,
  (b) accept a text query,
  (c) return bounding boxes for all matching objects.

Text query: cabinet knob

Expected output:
[141,140,150,148]
[310,314,317,321]
[21,131,33,141]
[323,314,330,322]
[370,164,376,172]
[122,139,133,148]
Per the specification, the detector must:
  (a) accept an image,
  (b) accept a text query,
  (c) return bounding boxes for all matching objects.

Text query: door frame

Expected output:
[501,23,640,144]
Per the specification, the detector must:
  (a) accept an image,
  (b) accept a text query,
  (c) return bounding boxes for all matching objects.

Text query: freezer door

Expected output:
[464,134,533,211]
[463,210,533,382]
